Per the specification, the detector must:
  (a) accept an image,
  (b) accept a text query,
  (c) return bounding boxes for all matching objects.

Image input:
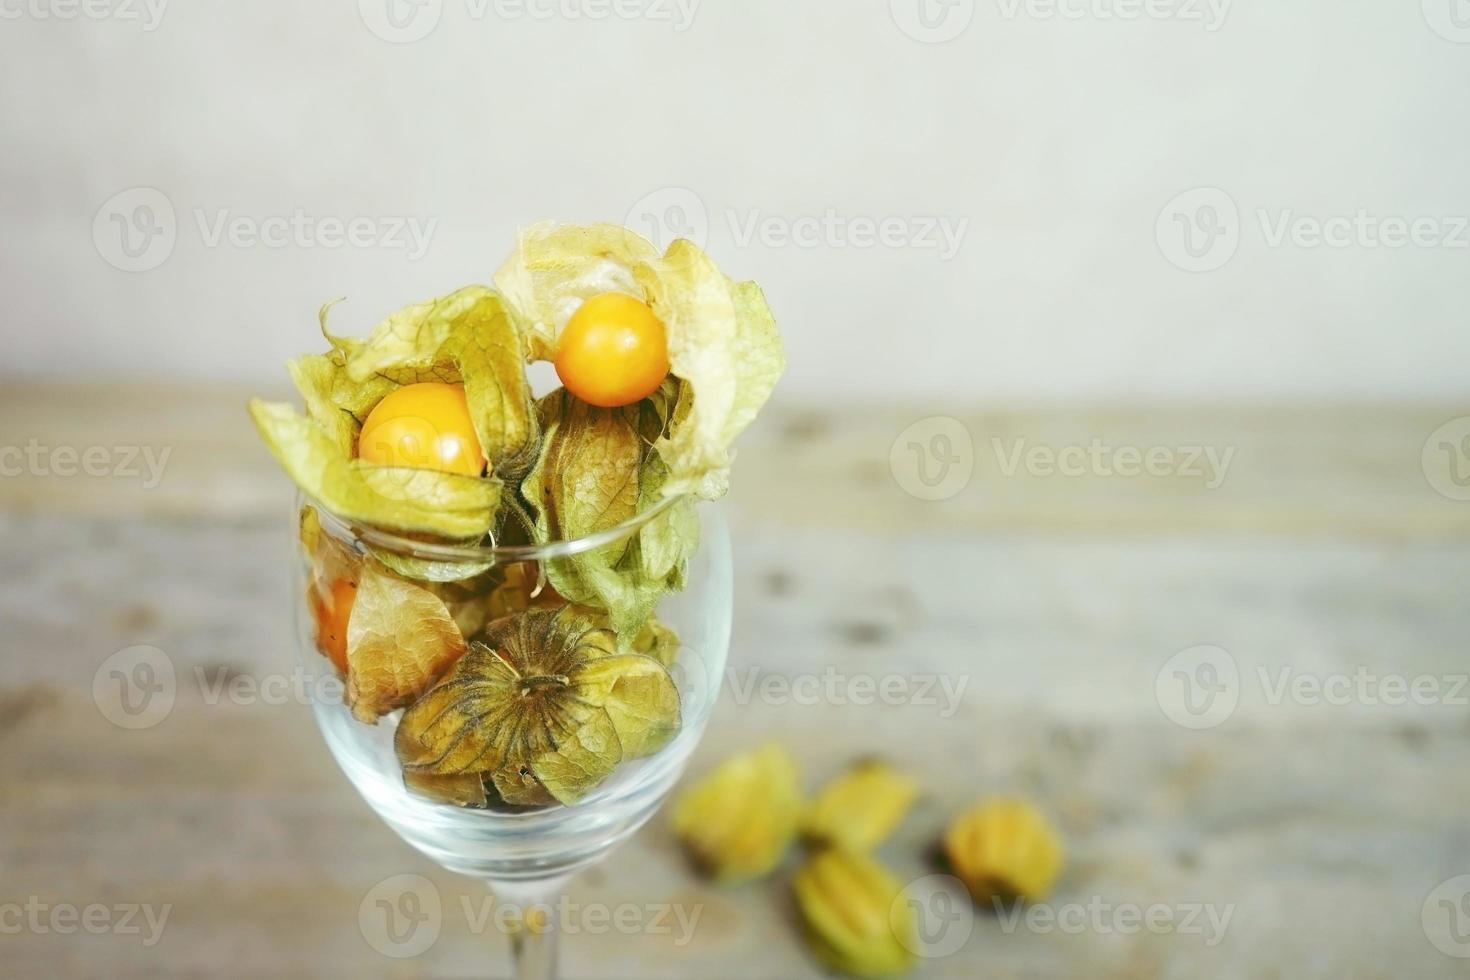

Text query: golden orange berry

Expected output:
[554,292,669,408]
[309,577,357,676]
[357,382,486,476]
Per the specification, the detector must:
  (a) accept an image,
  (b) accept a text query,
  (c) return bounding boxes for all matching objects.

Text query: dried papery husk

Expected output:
[793,848,917,978]
[394,606,680,805]
[803,758,919,852]
[943,797,1065,904]
[671,743,803,883]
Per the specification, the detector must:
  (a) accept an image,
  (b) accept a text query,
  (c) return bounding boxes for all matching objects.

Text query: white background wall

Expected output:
[2,0,1468,402]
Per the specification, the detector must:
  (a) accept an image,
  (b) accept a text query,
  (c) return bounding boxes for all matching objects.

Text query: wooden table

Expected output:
[2,384,1468,979]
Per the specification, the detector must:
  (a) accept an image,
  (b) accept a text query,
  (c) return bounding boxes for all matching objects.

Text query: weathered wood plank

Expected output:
[2,509,1467,978]
[2,385,1468,978]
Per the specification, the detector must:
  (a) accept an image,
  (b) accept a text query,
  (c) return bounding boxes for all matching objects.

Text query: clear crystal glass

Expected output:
[292,493,732,979]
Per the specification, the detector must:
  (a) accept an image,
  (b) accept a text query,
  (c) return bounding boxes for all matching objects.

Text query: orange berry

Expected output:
[555,293,670,408]
[358,382,486,477]
[310,578,357,676]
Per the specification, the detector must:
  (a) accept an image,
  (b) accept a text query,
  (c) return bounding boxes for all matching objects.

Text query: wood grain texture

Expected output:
[1,385,1468,979]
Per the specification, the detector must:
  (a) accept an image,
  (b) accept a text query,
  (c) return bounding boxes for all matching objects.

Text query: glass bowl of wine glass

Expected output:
[293,492,731,978]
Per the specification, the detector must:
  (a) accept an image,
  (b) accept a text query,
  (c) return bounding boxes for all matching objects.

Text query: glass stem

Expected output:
[492,876,570,980]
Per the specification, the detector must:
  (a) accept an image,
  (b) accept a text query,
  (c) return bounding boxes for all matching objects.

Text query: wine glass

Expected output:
[293,493,731,979]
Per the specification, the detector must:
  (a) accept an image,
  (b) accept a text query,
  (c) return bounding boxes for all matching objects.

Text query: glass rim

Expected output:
[303,490,694,563]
